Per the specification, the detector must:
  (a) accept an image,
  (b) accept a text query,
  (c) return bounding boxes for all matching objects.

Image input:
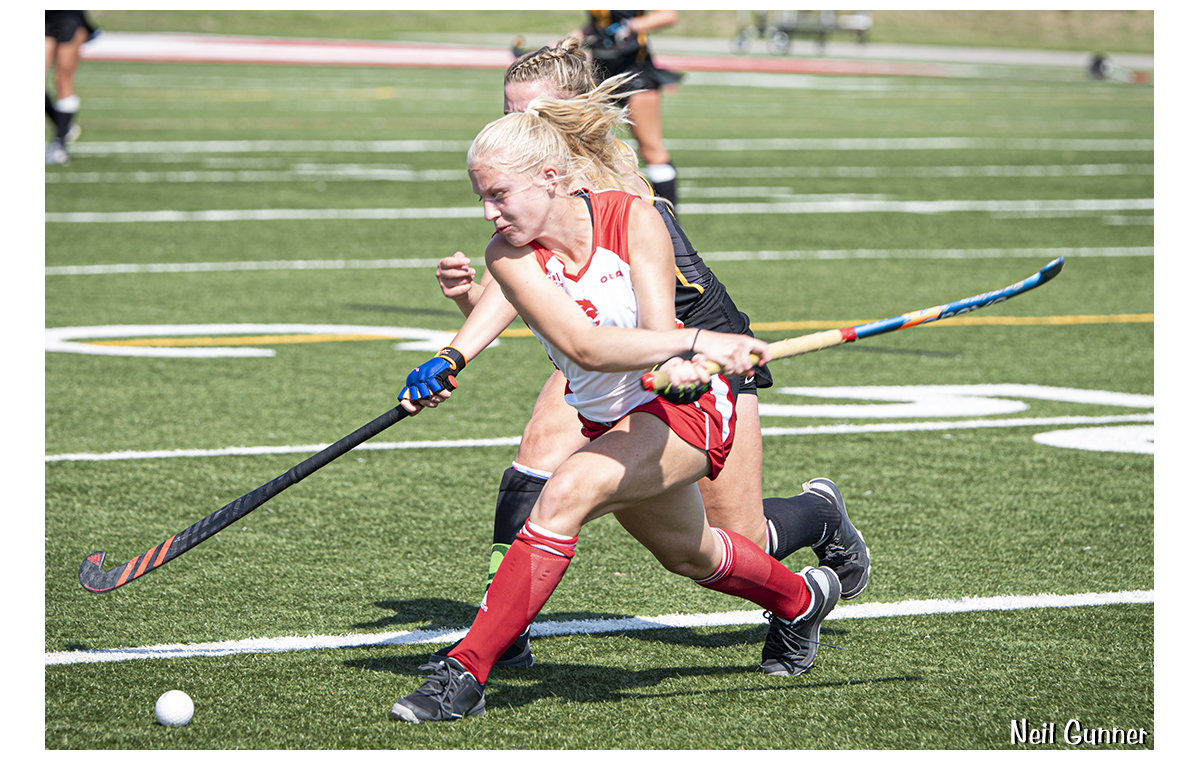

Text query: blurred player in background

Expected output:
[574,10,682,207]
[45,10,99,165]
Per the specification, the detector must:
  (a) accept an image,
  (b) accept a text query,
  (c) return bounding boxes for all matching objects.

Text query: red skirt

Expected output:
[577,376,737,479]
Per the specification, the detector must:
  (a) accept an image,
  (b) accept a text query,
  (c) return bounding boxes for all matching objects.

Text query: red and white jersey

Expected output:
[528,189,658,423]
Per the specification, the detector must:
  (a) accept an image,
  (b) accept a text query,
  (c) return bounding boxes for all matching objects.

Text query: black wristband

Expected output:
[435,346,466,374]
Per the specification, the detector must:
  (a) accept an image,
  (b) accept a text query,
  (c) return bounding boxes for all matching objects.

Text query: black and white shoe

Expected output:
[806,477,871,599]
[760,565,841,676]
[390,658,486,724]
[427,628,534,668]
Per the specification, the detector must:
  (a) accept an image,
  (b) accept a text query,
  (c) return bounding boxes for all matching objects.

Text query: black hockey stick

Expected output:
[79,405,411,593]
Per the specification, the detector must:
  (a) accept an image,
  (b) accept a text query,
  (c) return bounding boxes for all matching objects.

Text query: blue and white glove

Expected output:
[604,21,633,42]
[399,346,466,402]
[591,21,638,59]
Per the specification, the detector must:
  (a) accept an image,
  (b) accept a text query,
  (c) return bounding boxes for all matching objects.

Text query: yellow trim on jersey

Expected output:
[675,268,704,295]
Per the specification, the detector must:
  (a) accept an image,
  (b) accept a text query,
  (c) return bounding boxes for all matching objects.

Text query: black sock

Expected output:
[46,93,70,141]
[651,176,676,206]
[763,490,842,561]
[487,467,548,585]
[47,94,73,141]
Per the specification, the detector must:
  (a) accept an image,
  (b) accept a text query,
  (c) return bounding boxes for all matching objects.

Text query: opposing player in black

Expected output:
[46,10,98,165]
[403,40,869,676]
[574,10,682,206]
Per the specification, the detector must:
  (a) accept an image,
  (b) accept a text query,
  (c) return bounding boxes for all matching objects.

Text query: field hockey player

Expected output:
[405,40,869,675]
[389,86,850,724]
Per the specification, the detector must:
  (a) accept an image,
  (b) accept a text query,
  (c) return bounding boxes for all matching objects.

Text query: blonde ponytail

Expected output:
[469,75,641,195]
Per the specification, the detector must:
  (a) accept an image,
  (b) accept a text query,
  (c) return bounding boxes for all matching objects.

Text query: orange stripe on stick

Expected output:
[154,536,176,567]
[133,548,155,578]
[116,558,137,587]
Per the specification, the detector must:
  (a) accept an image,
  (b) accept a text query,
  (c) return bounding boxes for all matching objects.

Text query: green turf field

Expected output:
[45,39,1153,750]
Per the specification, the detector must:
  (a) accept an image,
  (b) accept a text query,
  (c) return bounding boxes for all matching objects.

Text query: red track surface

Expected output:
[81,32,952,78]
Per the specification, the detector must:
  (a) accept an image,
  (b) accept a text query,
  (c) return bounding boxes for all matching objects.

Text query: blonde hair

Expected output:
[505,37,597,98]
[469,75,641,194]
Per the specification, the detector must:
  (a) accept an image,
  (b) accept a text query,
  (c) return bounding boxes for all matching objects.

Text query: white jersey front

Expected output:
[528,190,658,423]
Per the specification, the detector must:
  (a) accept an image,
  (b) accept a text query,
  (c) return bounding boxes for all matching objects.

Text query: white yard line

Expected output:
[759,414,1152,437]
[43,247,1152,276]
[68,139,473,155]
[45,436,523,463]
[46,257,447,276]
[44,415,1151,463]
[44,589,1153,666]
[44,198,1154,224]
[65,138,1154,155]
[666,137,1152,151]
[43,168,468,184]
[680,164,1153,180]
[698,246,1153,262]
[43,164,1153,184]
[44,208,479,223]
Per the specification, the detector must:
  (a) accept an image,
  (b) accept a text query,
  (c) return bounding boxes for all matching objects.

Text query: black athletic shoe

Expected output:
[428,629,534,668]
[760,565,840,676]
[806,477,871,599]
[390,658,486,724]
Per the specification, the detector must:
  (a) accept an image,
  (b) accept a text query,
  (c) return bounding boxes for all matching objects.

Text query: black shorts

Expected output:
[593,57,683,99]
[678,277,774,396]
[46,11,90,43]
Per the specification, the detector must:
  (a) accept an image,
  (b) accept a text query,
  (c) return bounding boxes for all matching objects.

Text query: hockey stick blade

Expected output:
[79,404,411,593]
[643,257,1064,392]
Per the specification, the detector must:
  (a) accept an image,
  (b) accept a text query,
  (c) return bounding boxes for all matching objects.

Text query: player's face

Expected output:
[469,160,553,247]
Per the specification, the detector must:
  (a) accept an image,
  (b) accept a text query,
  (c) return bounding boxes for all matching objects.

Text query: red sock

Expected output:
[695,528,810,620]
[448,520,576,683]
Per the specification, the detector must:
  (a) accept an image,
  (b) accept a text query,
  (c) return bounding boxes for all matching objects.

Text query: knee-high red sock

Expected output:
[695,528,810,620]
[448,520,576,683]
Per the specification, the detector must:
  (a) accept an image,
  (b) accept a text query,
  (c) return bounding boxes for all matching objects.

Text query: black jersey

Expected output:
[582,11,680,94]
[585,11,650,65]
[573,188,770,391]
[652,199,773,392]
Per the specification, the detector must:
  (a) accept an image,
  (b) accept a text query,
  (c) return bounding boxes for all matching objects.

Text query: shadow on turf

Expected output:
[346,649,918,710]
[357,597,483,630]
[349,598,876,709]
[357,597,851,652]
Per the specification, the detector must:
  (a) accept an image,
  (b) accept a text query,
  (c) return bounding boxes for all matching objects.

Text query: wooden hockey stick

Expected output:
[642,257,1065,392]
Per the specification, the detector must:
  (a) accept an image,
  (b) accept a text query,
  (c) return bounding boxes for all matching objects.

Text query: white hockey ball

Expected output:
[155,690,194,727]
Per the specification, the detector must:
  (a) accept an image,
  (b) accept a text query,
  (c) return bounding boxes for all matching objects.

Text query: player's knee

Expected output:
[529,470,591,531]
[514,419,574,472]
[656,552,711,580]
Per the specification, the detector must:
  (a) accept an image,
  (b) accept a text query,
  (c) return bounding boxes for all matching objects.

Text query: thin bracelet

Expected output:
[690,328,701,352]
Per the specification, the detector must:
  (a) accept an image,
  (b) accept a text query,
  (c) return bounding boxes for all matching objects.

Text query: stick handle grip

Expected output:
[640,327,853,392]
